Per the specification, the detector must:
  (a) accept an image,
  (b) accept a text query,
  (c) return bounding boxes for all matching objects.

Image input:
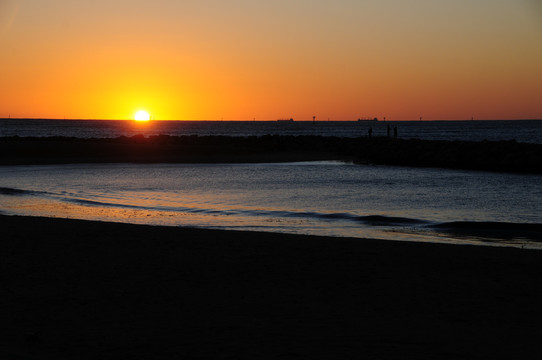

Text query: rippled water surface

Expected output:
[1,162,541,248]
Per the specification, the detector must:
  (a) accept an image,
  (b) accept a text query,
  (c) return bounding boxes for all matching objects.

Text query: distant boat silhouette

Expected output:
[277,118,294,122]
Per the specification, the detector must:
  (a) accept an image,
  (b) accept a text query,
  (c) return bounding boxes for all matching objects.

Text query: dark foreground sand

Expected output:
[1,215,542,359]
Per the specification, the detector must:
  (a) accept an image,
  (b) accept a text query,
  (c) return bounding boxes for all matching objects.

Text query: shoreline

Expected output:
[2,214,542,359]
[1,135,541,173]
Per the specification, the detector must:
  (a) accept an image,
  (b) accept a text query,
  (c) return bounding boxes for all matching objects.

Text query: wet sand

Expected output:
[2,214,542,359]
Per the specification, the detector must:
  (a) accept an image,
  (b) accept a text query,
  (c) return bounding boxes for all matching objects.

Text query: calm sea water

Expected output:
[1,119,542,144]
[1,119,541,247]
[1,162,541,248]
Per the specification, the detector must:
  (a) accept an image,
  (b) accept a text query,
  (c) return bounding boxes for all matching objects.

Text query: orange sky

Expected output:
[1,0,541,120]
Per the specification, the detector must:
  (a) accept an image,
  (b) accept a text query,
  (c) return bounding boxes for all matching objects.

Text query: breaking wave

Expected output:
[0,187,42,196]
[3,185,541,246]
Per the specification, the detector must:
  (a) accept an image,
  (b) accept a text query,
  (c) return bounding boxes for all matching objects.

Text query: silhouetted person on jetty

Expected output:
[368,127,373,138]
[394,126,398,138]
[387,124,391,137]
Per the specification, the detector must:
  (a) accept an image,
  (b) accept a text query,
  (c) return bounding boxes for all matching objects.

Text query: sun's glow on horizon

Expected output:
[134,110,151,121]
[1,1,541,120]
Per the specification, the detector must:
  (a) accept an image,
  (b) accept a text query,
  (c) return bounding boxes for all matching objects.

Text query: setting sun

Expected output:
[134,110,151,121]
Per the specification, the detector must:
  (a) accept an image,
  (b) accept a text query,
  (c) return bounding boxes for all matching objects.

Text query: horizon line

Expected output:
[1,118,542,122]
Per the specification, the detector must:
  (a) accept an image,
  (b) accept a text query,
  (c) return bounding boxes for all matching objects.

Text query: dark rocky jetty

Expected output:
[1,135,541,173]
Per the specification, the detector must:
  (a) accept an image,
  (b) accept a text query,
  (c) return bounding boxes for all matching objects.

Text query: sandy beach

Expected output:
[3,1,542,358]
[1,214,542,359]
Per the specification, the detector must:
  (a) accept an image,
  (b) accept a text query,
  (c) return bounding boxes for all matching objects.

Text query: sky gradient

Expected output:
[1,0,541,120]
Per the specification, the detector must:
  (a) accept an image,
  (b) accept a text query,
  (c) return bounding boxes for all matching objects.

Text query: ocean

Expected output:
[1,119,541,248]
[1,119,542,144]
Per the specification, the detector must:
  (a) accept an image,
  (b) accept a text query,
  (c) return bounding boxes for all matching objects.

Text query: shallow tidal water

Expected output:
[1,162,541,248]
